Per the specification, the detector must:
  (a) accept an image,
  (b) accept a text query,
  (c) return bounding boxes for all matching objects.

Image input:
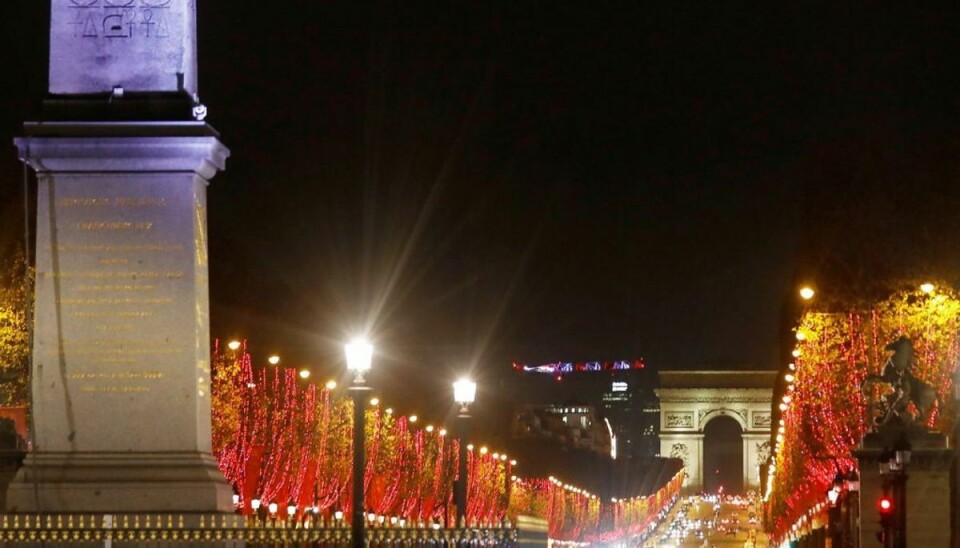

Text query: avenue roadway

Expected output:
[644,493,770,547]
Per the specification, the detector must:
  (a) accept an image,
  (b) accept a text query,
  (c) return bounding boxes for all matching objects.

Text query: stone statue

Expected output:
[756,441,771,464]
[670,443,689,468]
[862,336,939,429]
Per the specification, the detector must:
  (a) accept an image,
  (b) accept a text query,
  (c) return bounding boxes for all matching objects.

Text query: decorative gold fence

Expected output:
[0,514,527,546]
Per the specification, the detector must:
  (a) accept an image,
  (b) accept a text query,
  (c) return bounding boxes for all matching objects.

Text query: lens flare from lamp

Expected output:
[453,378,477,405]
[345,338,373,372]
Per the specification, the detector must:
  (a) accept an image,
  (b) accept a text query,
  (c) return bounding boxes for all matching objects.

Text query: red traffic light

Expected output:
[878,497,893,513]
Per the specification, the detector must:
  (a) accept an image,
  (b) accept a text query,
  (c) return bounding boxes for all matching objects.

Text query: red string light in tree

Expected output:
[766,287,960,541]
[212,340,688,540]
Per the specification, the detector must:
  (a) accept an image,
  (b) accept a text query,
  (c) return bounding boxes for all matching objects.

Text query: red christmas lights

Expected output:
[212,341,685,542]
[766,287,960,542]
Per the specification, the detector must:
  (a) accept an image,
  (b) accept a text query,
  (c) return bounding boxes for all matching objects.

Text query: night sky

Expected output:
[1,2,957,420]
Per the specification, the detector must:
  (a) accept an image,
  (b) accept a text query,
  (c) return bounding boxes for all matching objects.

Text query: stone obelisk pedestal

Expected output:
[6,123,233,512]
[855,430,953,548]
[5,0,233,513]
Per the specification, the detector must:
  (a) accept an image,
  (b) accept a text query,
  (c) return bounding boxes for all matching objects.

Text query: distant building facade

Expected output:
[599,371,660,459]
[508,365,661,460]
[512,404,611,456]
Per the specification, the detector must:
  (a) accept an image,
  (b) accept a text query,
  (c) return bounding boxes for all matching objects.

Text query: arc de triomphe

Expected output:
[657,371,775,494]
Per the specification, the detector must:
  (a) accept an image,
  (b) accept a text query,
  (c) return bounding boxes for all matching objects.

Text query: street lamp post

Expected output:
[345,339,374,548]
[453,378,476,528]
[827,471,844,548]
[845,469,860,548]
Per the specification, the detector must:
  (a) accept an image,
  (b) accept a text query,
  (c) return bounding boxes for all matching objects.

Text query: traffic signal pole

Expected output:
[879,489,895,548]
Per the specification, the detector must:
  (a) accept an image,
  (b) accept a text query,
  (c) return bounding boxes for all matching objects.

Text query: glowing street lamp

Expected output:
[345,338,373,384]
[453,377,477,528]
[299,369,311,380]
[344,337,374,548]
[227,340,241,351]
[453,379,477,413]
[799,286,815,301]
[251,498,261,512]
[827,486,840,505]
[920,283,935,294]
[268,355,280,365]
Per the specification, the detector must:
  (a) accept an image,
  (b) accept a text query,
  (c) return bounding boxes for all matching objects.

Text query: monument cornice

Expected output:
[657,387,772,404]
[23,121,220,138]
[16,127,229,179]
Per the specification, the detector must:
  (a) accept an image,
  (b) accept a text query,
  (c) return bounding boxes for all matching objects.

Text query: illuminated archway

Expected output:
[703,415,744,494]
[657,371,774,494]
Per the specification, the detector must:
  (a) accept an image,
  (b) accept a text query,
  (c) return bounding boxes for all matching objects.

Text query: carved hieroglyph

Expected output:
[50,0,198,94]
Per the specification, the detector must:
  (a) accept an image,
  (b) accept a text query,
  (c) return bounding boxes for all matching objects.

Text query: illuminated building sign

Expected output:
[511,359,645,377]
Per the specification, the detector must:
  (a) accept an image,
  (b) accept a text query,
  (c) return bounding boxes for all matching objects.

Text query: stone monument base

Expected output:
[855,429,953,548]
[5,452,232,513]
[7,122,233,515]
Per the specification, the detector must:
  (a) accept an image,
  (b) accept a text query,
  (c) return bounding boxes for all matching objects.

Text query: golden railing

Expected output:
[0,513,523,545]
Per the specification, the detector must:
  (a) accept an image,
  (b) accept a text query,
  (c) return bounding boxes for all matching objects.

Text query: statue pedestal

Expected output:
[5,122,233,513]
[854,430,953,548]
